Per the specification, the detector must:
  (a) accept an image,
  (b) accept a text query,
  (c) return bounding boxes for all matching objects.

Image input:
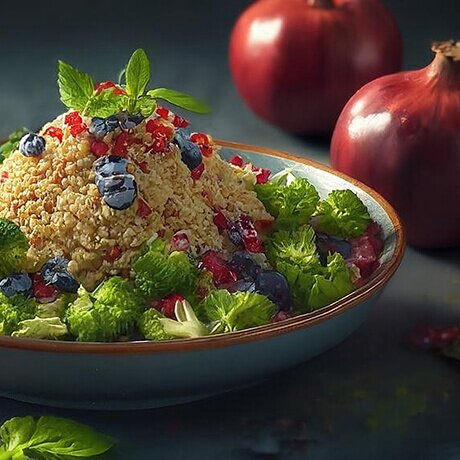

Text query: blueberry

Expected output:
[19,133,46,157]
[89,116,119,138]
[229,280,256,293]
[229,251,261,279]
[99,174,138,210]
[94,155,129,178]
[0,273,32,297]
[228,223,244,248]
[41,257,79,292]
[316,233,352,265]
[255,270,291,311]
[174,128,191,149]
[180,142,203,170]
[117,113,144,130]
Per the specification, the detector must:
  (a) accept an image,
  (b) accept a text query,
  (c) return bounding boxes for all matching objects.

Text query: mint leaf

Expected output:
[134,95,157,117]
[83,91,128,118]
[147,88,211,114]
[0,127,30,162]
[58,60,95,111]
[125,49,151,99]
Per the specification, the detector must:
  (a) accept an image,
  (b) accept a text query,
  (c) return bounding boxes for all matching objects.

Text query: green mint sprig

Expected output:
[0,127,30,163]
[0,415,116,459]
[58,48,210,118]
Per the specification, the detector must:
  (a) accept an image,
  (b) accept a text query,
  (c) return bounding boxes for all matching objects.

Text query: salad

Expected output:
[0,49,384,342]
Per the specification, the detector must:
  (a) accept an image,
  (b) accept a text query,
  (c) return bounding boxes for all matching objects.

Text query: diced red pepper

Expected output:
[105,245,123,262]
[172,114,190,128]
[43,127,64,143]
[70,123,87,137]
[90,140,109,157]
[156,107,170,120]
[190,132,213,157]
[65,111,82,126]
[229,155,244,167]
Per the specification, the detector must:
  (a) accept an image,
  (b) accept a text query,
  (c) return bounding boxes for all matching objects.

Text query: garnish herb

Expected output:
[0,128,30,163]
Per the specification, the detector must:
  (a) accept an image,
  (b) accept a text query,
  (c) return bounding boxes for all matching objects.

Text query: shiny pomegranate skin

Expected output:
[229,0,402,135]
[331,43,460,248]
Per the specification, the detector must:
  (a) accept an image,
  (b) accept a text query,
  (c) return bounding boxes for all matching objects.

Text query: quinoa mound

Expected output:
[0,113,272,288]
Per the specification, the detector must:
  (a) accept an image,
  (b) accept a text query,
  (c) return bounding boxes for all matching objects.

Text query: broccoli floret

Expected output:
[133,238,197,300]
[201,290,276,333]
[0,219,29,278]
[12,316,68,339]
[65,278,145,342]
[0,293,37,336]
[138,308,170,341]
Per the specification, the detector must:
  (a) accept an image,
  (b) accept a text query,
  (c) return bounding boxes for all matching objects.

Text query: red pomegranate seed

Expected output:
[190,132,213,157]
[235,214,264,253]
[32,273,58,303]
[254,219,274,234]
[113,132,131,156]
[155,293,185,319]
[171,231,190,251]
[149,136,169,153]
[95,81,117,92]
[65,111,82,126]
[105,245,123,262]
[0,171,8,183]
[190,162,205,180]
[156,107,170,120]
[213,210,230,233]
[172,114,190,128]
[137,198,152,218]
[229,155,244,167]
[70,123,87,137]
[113,87,126,95]
[43,127,64,143]
[90,140,109,157]
[252,167,271,184]
[146,119,171,136]
[199,251,238,286]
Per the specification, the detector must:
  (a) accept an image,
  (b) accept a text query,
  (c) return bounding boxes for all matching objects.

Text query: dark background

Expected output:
[1,1,460,459]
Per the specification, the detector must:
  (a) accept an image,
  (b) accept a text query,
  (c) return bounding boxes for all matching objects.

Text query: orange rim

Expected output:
[0,141,405,354]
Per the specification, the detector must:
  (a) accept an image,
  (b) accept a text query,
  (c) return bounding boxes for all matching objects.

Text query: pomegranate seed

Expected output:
[199,251,238,286]
[156,107,170,120]
[43,127,64,143]
[149,136,169,153]
[70,123,87,137]
[113,132,131,156]
[65,112,82,126]
[190,162,205,180]
[0,171,8,183]
[146,119,172,137]
[213,210,229,233]
[254,219,274,234]
[172,114,190,128]
[190,132,213,157]
[95,81,117,92]
[235,214,264,253]
[113,87,126,95]
[253,167,271,184]
[32,273,58,303]
[137,198,152,218]
[229,155,244,167]
[171,231,190,251]
[105,245,123,262]
[90,140,109,157]
[155,293,185,319]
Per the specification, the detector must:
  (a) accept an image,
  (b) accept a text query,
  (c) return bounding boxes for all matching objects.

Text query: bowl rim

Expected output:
[0,140,405,354]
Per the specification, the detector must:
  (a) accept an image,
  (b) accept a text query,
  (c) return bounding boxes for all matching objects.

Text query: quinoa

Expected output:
[0,112,272,289]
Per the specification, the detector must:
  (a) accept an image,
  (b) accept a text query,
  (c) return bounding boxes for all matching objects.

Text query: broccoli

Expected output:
[0,218,29,278]
[314,189,371,238]
[133,238,197,300]
[138,308,171,341]
[12,316,68,339]
[0,293,37,336]
[65,278,145,342]
[201,290,276,333]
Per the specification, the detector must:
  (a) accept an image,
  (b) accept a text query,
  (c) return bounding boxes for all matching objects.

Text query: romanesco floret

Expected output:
[65,277,145,342]
[138,308,170,341]
[133,238,197,300]
[0,293,36,336]
[0,219,29,278]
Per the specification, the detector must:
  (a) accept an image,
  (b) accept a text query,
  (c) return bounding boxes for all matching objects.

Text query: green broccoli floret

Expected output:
[314,189,371,237]
[36,293,76,319]
[201,290,276,333]
[12,316,68,339]
[65,278,145,342]
[138,308,170,341]
[0,219,29,277]
[133,238,197,300]
[0,293,37,336]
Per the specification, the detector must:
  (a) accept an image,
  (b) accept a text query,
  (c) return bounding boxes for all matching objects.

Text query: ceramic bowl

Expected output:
[0,142,405,410]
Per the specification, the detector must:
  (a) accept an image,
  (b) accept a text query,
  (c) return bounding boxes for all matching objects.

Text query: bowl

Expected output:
[0,141,405,410]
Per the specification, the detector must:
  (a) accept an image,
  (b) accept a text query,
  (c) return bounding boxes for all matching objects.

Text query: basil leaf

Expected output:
[0,416,36,452]
[147,88,211,114]
[125,49,151,98]
[58,60,95,111]
[26,416,116,457]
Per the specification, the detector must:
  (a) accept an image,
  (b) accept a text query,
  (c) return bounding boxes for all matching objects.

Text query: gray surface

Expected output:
[1,0,460,458]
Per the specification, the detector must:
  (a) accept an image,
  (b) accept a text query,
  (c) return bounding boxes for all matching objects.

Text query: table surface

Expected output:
[1,1,460,458]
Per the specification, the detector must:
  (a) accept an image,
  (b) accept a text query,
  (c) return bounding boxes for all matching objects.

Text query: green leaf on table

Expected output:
[0,127,30,162]
[58,60,95,112]
[147,88,211,114]
[125,49,151,98]
[0,416,36,452]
